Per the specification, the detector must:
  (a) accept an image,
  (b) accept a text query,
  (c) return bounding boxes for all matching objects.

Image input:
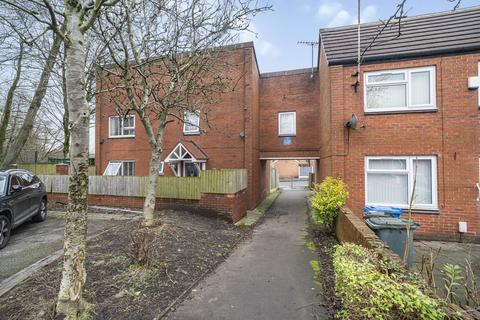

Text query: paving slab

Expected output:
[413,240,480,304]
[168,189,327,320]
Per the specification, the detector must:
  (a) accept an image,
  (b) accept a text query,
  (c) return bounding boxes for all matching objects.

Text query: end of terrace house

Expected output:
[95,6,480,242]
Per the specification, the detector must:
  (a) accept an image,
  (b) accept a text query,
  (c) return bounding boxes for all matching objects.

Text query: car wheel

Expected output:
[0,215,11,250]
[32,199,47,222]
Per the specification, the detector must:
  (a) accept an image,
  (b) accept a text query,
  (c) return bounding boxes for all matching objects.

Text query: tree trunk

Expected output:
[143,147,162,226]
[56,5,90,319]
[0,30,63,169]
[62,58,70,158]
[0,41,24,161]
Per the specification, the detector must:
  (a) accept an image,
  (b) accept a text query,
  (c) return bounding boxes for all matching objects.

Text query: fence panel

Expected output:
[38,169,247,199]
[17,163,96,176]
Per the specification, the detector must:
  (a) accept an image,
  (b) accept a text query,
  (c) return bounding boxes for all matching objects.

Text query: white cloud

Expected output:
[328,9,353,27]
[258,41,280,57]
[318,2,342,18]
[238,23,280,58]
[360,5,378,23]
[317,1,378,27]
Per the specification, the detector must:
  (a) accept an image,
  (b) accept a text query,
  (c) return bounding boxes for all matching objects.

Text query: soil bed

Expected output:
[310,225,341,318]
[0,210,249,320]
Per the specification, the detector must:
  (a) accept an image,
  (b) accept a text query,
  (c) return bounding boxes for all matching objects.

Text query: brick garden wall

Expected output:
[48,190,248,222]
[320,50,480,241]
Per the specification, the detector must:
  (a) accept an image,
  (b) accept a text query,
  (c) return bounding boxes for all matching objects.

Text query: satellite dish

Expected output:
[345,114,358,130]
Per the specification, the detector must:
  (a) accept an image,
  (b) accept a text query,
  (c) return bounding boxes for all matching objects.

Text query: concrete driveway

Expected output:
[0,212,126,283]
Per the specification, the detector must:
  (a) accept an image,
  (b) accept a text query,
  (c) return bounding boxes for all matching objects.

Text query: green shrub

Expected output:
[310,177,348,228]
[333,243,446,320]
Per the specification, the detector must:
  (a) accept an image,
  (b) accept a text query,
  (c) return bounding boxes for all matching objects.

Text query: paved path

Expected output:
[168,189,327,320]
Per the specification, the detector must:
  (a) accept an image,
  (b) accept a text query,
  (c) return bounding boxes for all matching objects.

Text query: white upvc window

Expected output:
[109,115,135,138]
[364,66,436,113]
[159,161,164,175]
[183,111,200,134]
[103,160,135,176]
[365,156,438,210]
[278,112,296,136]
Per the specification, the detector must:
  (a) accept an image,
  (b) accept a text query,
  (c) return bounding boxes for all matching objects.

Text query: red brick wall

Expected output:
[96,45,251,178]
[55,164,69,175]
[48,190,248,222]
[259,70,320,159]
[319,49,480,240]
[96,43,264,210]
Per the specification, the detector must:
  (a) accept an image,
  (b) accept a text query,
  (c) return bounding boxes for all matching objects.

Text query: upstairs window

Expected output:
[364,66,436,113]
[183,111,200,134]
[103,160,135,176]
[278,112,296,136]
[109,115,135,138]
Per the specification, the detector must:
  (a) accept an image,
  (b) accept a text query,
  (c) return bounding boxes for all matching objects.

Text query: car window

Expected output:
[18,172,33,186]
[0,176,6,196]
[10,176,21,192]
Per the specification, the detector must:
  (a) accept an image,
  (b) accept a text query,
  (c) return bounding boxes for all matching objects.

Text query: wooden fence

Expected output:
[39,169,247,200]
[16,163,96,176]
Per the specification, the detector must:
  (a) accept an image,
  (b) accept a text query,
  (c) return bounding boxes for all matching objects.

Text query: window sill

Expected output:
[183,132,200,136]
[108,135,136,139]
[364,108,437,116]
[408,209,440,215]
[278,134,296,137]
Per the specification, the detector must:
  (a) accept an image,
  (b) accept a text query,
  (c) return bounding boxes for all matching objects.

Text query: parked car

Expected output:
[0,169,47,249]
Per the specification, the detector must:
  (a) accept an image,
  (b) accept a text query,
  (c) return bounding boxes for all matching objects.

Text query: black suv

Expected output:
[0,169,48,249]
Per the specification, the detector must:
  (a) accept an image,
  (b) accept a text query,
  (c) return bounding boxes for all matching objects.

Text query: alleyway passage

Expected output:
[168,189,327,320]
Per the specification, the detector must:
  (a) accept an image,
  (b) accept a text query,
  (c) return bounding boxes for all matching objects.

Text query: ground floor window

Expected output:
[103,161,135,176]
[365,156,437,210]
[169,161,206,177]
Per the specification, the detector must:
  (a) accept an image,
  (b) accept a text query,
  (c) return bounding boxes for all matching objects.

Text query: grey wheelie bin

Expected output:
[365,217,420,266]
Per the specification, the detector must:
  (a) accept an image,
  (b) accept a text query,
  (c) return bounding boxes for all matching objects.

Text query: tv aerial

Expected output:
[297,41,319,78]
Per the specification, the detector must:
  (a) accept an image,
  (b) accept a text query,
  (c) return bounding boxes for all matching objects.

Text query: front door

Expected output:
[185,162,200,177]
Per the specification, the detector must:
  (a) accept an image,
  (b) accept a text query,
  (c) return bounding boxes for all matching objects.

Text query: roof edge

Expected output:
[319,5,480,33]
[327,46,480,66]
[260,67,318,78]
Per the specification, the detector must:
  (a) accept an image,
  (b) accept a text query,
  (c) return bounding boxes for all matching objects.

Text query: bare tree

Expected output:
[0,0,119,318]
[96,0,269,225]
[0,3,65,169]
[0,39,24,157]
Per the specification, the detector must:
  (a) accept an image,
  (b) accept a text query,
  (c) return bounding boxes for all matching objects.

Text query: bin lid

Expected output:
[365,217,420,230]
[363,206,404,217]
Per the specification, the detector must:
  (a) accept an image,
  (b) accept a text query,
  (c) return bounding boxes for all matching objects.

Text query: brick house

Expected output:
[317,7,480,241]
[96,7,480,240]
[96,43,321,210]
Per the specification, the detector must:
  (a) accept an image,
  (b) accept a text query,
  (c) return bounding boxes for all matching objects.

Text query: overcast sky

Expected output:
[243,0,479,73]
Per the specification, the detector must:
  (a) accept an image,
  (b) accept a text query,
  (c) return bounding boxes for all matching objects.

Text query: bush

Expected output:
[310,177,348,228]
[333,243,446,320]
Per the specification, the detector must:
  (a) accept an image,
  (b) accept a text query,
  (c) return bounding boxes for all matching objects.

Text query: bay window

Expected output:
[365,156,437,210]
[364,66,436,112]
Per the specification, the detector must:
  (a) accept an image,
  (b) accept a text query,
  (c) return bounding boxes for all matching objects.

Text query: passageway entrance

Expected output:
[261,157,319,190]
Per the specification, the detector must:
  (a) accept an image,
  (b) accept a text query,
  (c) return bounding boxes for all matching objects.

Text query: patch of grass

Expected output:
[306,241,316,252]
[310,260,322,287]
[255,190,280,214]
